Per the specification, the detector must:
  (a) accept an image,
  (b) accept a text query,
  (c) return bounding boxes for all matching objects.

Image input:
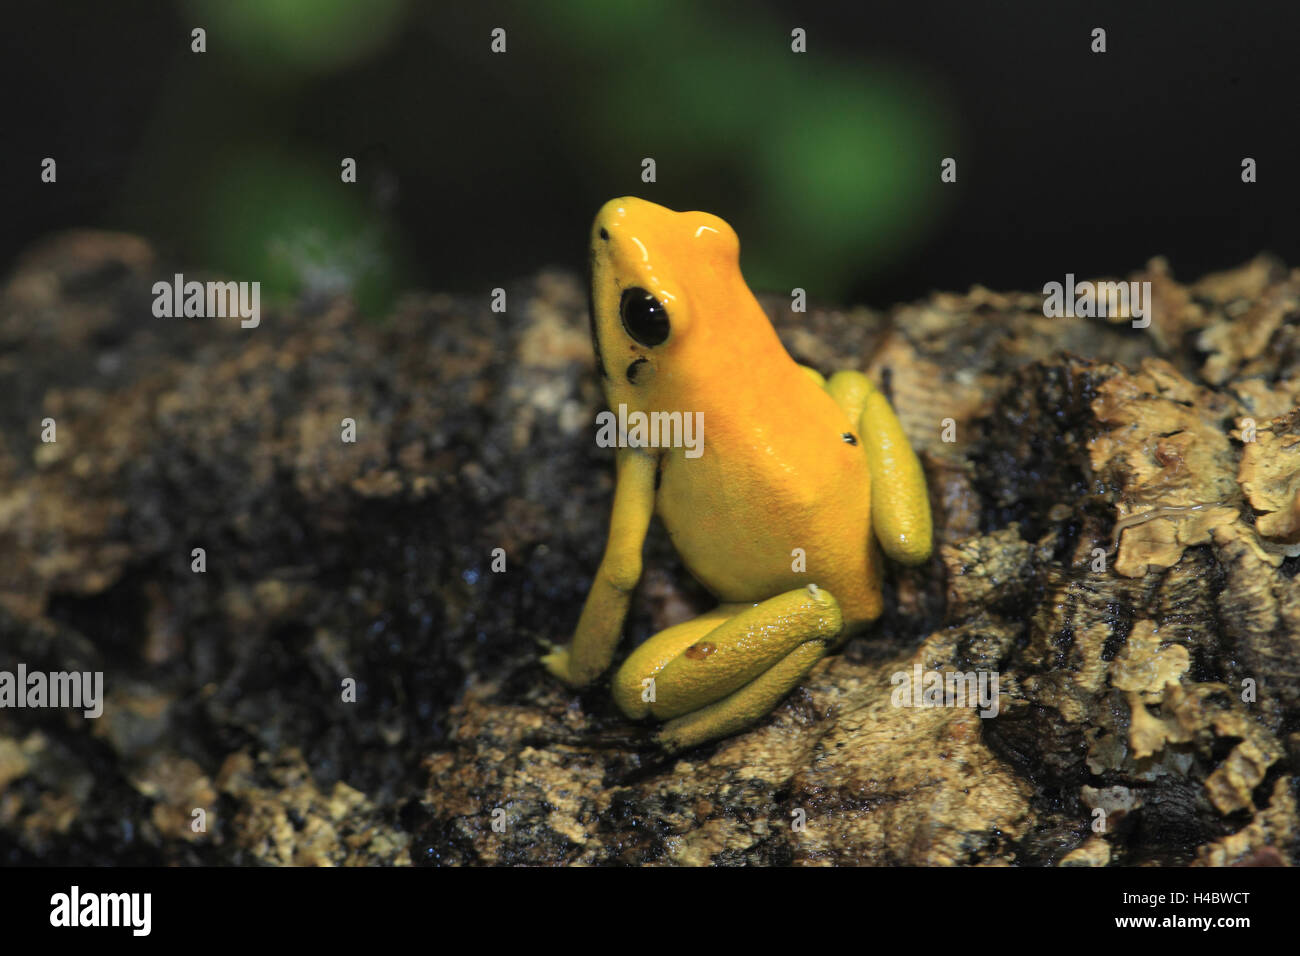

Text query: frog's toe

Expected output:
[540,645,574,683]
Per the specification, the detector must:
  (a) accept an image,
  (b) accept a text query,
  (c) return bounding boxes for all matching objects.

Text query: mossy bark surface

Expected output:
[1,233,1296,865]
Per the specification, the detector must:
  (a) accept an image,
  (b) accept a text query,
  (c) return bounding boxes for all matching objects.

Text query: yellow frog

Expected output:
[542,197,932,752]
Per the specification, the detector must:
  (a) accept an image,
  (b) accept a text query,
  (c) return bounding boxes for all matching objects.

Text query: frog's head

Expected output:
[588,197,763,409]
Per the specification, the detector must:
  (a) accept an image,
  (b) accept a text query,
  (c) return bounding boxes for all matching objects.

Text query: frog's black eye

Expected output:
[619,287,670,347]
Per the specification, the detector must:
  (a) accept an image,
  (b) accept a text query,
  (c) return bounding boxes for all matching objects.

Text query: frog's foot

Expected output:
[539,643,575,684]
[609,585,843,753]
[534,634,572,681]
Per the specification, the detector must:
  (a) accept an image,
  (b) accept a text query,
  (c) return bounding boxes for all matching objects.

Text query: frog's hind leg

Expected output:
[611,585,843,753]
[825,370,932,566]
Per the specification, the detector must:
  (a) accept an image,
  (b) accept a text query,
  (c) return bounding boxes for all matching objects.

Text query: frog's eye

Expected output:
[619,287,670,347]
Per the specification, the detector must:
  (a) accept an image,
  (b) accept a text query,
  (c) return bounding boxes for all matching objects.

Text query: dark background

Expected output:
[2,0,1297,309]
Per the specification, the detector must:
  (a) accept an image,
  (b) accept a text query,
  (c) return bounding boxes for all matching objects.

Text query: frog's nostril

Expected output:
[599,227,610,241]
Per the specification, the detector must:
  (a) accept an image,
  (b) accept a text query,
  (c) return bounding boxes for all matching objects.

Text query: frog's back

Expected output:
[656,358,882,629]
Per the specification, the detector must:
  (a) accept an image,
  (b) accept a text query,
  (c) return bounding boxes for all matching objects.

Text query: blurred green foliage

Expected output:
[189,0,406,75]
[198,152,402,315]
[119,0,951,312]
[532,1,950,296]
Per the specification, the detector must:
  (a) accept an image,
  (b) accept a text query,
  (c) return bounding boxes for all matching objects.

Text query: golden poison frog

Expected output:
[542,197,932,752]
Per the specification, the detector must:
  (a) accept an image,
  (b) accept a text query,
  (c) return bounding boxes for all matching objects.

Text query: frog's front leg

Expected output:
[827,370,933,566]
[542,446,658,686]
[609,585,843,752]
